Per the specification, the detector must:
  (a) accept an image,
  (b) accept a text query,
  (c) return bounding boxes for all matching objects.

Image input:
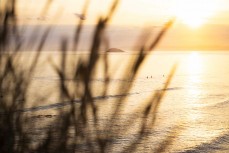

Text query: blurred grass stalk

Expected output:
[0,0,177,152]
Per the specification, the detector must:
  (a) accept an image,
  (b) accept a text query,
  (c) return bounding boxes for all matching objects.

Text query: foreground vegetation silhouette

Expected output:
[0,0,178,152]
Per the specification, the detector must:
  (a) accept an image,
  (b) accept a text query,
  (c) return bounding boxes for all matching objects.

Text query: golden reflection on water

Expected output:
[187,52,203,75]
[185,52,203,106]
[181,52,222,145]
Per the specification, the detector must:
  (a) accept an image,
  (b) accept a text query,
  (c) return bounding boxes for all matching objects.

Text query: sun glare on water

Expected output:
[188,52,202,74]
[170,0,220,28]
[185,52,204,107]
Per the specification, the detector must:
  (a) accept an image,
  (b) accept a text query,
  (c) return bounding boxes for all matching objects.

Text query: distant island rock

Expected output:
[106,48,125,53]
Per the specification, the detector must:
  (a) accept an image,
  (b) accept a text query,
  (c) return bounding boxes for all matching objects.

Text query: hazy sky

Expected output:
[16,0,229,27]
[13,0,229,50]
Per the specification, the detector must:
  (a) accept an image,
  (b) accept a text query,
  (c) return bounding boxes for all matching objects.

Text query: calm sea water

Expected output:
[8,51,229,152]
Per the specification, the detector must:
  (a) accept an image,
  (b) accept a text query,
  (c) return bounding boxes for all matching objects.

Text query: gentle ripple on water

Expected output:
[3,51,229,152]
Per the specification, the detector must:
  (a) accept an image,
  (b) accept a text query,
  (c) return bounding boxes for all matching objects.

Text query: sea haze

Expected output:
[8,24,229,52]
[11,25,142,51]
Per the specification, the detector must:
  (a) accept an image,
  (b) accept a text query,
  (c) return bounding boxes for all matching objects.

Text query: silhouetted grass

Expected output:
[0,0,178,152]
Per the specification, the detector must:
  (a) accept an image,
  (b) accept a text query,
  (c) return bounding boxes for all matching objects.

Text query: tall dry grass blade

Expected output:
[73,0,90,51]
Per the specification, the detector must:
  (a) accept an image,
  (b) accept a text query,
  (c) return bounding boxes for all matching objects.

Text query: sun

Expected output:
[170,0,220,28]
[179,14,206,28]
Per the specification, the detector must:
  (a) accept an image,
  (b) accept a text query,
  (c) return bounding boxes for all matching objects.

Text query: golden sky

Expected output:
[8,0,229,50]
[15,0,229,27]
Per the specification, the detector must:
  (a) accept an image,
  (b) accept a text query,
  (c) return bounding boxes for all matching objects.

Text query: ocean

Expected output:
[1,51,229,152]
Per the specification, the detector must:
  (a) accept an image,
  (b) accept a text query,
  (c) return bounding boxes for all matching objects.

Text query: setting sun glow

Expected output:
[170,0,220,28]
